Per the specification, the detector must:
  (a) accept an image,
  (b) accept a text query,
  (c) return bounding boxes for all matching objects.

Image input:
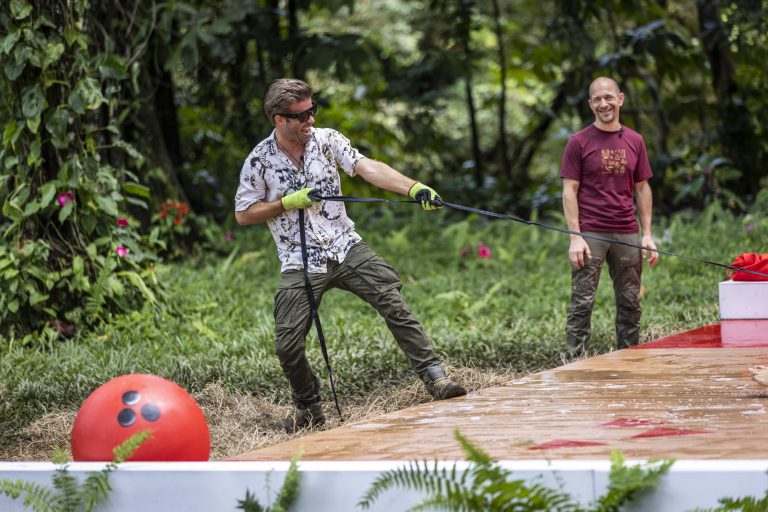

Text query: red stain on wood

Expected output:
[630,428,709,439]
[528,439,608,450]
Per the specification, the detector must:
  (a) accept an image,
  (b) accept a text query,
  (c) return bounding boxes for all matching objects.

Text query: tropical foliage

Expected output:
[358,429,674,511]
[237,448,302,512]
[2,0,767,340]
[0,430,150,512]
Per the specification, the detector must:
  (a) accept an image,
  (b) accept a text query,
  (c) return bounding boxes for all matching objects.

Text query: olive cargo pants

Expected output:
[566,232,643,354]
[274,242,440,406]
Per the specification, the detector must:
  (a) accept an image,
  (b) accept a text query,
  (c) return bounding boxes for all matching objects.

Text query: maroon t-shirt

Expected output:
[559,124,653,233]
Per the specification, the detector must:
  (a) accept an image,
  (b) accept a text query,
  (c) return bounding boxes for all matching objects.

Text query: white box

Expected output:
[719,280,768,319]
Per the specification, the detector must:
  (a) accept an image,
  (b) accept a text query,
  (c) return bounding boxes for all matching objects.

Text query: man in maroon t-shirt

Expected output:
[559,77,659,354]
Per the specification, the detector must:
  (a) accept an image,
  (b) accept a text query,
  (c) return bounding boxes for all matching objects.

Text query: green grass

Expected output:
[1,202,764,446]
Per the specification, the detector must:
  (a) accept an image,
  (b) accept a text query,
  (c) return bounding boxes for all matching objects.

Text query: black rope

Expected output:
[312,193,768,279]
[298,209,344,420]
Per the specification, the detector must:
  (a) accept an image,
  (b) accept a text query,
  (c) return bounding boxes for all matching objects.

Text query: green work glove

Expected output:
[408,182,443,211]
[281,188,319,210]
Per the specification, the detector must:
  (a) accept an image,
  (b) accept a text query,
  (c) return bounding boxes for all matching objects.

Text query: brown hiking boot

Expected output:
[279,402,325,433]
[423,366,467,400]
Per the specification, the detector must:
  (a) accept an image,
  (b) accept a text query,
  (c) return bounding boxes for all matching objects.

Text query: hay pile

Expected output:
[0,365,518,462]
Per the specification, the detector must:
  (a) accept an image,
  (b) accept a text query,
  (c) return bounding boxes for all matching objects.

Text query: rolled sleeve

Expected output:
[234,153,266,212]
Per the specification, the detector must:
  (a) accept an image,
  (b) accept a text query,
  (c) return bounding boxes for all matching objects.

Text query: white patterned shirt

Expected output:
[235,128,365,273]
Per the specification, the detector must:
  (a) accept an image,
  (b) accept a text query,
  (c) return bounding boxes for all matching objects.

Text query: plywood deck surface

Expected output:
[233,320,768,462]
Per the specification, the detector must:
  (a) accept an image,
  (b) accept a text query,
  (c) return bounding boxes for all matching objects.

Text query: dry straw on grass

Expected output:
[0,364,519,462]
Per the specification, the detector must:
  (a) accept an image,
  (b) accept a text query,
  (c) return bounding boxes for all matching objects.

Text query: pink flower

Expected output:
[116,218,128,228]
[225,231,233,242]
[115,245,128,258]
[57,192,75,207]
[477,241,492,259]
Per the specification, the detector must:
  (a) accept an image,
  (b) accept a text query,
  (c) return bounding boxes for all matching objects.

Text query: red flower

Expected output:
[477,241,492,259]
[116,218,128,228]
[57,192,75,207]
[159,200,190,225]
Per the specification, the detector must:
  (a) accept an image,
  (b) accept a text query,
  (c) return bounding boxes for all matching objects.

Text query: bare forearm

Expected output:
[562,180,581,238]
[235,199,285,225]
[354,158,417,196]
[635,182,653,237]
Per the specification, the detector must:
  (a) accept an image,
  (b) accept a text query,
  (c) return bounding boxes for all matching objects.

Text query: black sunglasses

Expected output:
[279,102,318,123]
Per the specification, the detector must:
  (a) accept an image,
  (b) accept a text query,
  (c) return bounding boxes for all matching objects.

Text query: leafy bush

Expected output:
[0,1,163,342]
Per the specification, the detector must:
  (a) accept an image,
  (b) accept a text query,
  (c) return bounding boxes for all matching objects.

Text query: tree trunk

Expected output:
[459,0,483,191]
[696,0,763,198]
[131,35,188,206]
[491,0,510,187]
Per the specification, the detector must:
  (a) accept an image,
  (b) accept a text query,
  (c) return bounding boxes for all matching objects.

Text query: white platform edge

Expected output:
[2,459,767,511]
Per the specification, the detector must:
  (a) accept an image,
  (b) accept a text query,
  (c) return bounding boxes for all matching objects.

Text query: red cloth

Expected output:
[727,253,768,281]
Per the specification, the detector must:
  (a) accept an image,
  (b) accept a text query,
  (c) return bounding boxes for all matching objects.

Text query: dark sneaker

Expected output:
[280,402,325,433]
[423,366,467,400]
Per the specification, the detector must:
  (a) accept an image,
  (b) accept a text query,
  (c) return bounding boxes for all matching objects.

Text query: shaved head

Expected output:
[589,77,621,98]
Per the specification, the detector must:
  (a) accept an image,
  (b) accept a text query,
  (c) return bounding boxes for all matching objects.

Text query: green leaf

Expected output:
[42,40,65,69]
[1,30,21,54]
[4,56,25,80]
[3,120,18,147]
[69,78,104,114]
[23,200,41,216]
[113,140,145,167]
[26,115,41,133]
[22,85,46,119]
[99,54,128,80]
[45,108,71,149]
[29,289,48,306]
[94,195,119,216]
[10,0,32,20]
[63,26,79,46]
[26,137,41,166]
[122,182,151,199]
[58,201,74,223]
[81,212,97,235]
[40,182,57,208]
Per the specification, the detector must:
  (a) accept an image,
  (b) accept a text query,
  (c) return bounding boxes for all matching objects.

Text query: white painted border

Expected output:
[2,459,767,511]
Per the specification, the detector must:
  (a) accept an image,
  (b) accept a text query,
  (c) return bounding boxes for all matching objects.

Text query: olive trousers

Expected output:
[273,242,440,406]
[566,232,643,354]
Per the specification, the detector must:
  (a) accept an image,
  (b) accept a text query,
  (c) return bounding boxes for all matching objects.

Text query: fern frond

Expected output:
[78,430,151,512]
[237,489,266,512]
[0,479,57,512]
[358,460,461,510]
[112,429,152,464]
[52,465,81,511]
[690,489,768,512]
[117,270,157,304]
[272,447,303,512]
[594,448,674,512]
[454,429,494,467]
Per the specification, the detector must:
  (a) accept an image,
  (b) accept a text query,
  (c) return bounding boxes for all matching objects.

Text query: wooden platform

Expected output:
[233,320,768,461]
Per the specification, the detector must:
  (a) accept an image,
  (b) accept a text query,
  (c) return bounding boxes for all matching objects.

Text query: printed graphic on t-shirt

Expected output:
[600,148,626,174]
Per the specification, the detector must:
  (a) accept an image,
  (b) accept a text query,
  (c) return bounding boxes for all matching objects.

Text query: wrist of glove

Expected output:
[281,188,319,210]
[408,182,443,211]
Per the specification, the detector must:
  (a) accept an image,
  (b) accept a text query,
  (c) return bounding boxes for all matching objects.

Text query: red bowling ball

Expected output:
[71,374,210,461]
